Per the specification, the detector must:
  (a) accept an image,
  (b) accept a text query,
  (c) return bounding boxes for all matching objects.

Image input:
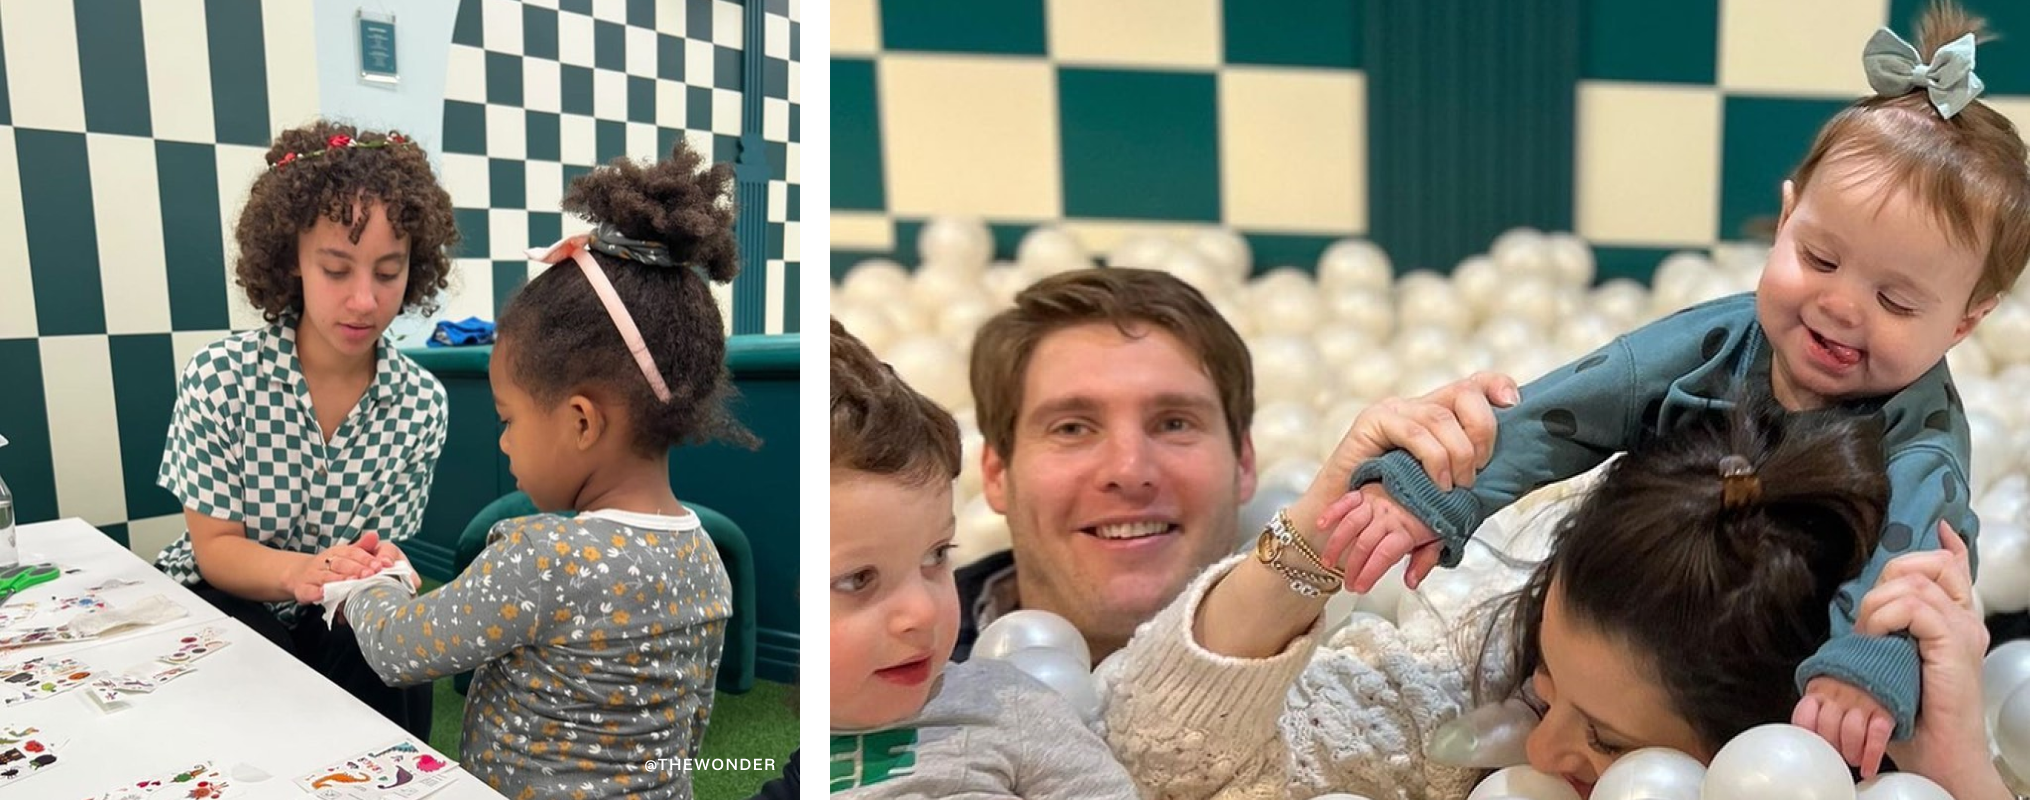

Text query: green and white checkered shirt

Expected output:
[154,321,448,625]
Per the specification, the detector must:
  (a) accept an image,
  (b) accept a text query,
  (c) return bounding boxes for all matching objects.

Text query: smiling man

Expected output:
[959,268,1258,662]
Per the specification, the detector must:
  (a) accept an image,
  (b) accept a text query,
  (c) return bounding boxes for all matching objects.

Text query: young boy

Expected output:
[830,318,1137,798]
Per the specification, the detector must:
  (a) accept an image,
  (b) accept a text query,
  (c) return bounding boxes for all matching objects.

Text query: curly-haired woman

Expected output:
[152,120,459,736]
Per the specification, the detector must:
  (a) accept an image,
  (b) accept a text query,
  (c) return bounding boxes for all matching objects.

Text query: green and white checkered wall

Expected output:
[830,0,2030,282]
[0,0,798,561]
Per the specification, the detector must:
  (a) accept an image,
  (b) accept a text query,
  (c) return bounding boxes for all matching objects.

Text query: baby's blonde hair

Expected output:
[1790,0,2030,306]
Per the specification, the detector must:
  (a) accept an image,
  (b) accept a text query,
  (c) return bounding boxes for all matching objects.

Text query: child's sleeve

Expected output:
[343,517,556,686]
[1349,330,1672,568]
[1795,444,1978,741]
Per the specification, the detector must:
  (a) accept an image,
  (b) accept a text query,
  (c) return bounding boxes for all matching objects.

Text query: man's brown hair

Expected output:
[970,268,1254,459]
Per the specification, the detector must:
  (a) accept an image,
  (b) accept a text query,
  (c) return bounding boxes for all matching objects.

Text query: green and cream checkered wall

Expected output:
[0,0,797,561]
[831,0,2030,282]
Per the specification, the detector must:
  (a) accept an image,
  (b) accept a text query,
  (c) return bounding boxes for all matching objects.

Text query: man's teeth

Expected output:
[1093,522,1170,540]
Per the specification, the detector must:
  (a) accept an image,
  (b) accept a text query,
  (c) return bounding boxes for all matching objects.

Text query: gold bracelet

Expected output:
[1253,508,1345,596]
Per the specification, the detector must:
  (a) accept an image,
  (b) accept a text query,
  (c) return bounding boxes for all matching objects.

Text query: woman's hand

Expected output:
[1865,522,2009,799]
[1194,373,1517,658]
[283,539,386,604]
[1291,372,1517,544]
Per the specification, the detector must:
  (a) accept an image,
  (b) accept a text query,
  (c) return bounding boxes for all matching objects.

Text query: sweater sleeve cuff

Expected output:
[1350,450,1480,568]
[1121,554,1325,744]
[1797,633,1922,741]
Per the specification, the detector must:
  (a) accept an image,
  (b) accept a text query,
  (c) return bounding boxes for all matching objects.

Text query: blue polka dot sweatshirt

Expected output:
[1351,292,1977,740]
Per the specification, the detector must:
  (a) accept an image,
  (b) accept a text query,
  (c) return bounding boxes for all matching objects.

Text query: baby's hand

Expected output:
[1793,676,1895,778]
[1319,484,1442,593]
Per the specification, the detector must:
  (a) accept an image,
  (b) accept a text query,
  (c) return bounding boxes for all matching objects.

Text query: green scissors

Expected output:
[0,563,60,606]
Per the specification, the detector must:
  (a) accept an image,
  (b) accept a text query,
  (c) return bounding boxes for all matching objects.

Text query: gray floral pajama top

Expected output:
[344,508,733,800]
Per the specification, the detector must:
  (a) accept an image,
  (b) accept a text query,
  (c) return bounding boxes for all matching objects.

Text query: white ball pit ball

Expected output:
[1397,366,1462,398]
[1961,378,2013,427]
[979,263,1031,306]
[1252,335,1329,407]
[954,492,1008,567]
[1318,239,1394,296]
[975,610,1092,668]
[957,435,985,499]
[1969,410,2010,494]
[1467,765,1581,800]
[1328,290,1397,342]
[1002,646,1102,722]
[1313,323,1378,371]
[832,301,900,354]
[1948,342,1995,379]
[1997,679,2030,782]
[841,259,912,304]
[1320,400,1370,459]
[1490,277,1563,332]
[1211,296,1259,339]
[918,216,993,272]
[1554,312,1618,358]
[1250,266,1313,296]
[1395,268,1450,304]
[1252,284,1327,337]
[1589,279,1649,326]
[1016,225,1089,275]
[937,297,997,344]
[1976,522,2030,615]
[1504,350,1565,385]
[1699,723,1855,800]
[1251,401,1319,467]
[1590,748,1703,800]
[1108,233,1178,269]
[1979,296,2030,366]
[1545,232,1597,287]
[1164,246,1234,301]
[1853,773,1953,800]
[1652,252,1715,304]
[883,336,970,411]
[1475,316,1543,360]
[1452,342,1498,377]
[1490,227,1554,281]
[1978,474,2030,529]
[1190,227,1253,284]
[1260,457,1324,497]
[1399,285,1476,335]
[1393,324,1460,370]
[912,264,982,310]
[1987,640,2030,735]
[1453,255,1506,314]
[1340,348,1403,402]
[881,299,934,337]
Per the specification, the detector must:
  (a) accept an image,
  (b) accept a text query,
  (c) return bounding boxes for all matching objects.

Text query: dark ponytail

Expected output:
[497,140,756,455]
[1483,389,1888,750]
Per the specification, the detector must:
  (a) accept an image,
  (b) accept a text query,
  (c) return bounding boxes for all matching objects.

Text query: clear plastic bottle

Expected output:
[0,433,14,568]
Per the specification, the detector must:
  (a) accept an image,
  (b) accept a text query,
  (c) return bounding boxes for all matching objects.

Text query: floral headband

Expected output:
[270,133,416,170]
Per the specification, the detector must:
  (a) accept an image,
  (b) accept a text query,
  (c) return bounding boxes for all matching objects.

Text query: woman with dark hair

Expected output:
[1098,381,2006,799]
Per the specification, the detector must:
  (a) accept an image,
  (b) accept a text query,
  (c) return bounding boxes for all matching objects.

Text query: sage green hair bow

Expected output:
[1863,27,1984,119]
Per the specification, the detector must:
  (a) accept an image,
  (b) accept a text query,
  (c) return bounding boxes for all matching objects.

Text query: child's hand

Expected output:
[1793,676,1895,778]
[1319,484,1442,593]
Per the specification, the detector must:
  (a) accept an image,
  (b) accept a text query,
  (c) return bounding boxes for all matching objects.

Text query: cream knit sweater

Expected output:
[1095,477,1592,800]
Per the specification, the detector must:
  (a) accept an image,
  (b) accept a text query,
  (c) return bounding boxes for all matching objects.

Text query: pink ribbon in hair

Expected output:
[525,234,674,403]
